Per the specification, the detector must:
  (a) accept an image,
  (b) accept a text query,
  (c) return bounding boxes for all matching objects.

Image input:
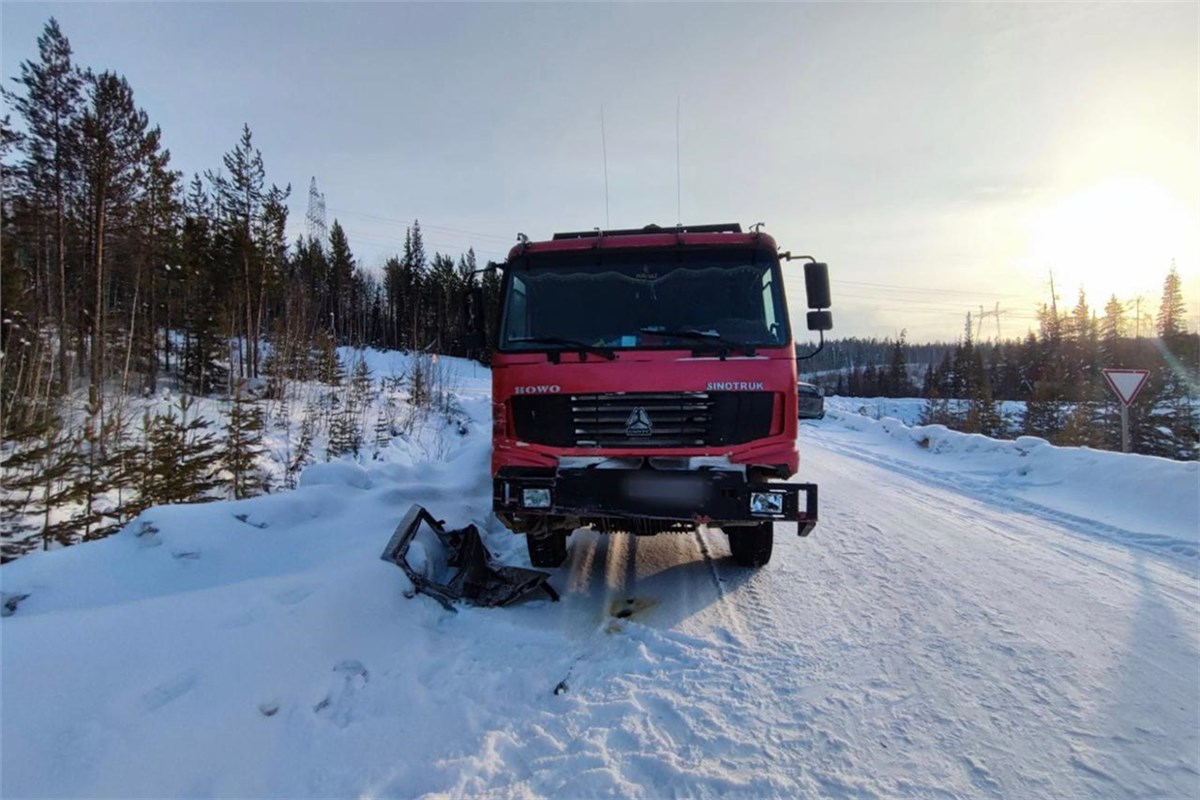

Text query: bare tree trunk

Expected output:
[57,181,69,391]
[91,185,108,415]
[243,253,256,378]
[119,269,141,410]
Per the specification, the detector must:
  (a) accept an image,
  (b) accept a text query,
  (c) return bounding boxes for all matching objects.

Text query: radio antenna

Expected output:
[601,106,610,229]
[675,96,681,226]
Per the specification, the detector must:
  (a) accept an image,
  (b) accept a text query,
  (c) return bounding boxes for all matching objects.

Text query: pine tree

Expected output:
[79,70,153,405]
[6,18,85,392]
[127,126,183,395]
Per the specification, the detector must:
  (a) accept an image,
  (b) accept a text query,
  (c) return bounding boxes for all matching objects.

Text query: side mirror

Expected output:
[464,287,485,335]
[807,310,833,331]
[464,287,487,358]
[804,262,831,309]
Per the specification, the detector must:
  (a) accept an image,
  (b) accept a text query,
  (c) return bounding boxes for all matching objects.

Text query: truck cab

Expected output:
[482,223,832,568]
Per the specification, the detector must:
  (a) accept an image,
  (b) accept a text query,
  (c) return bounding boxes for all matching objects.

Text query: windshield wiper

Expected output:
[638,327,757,357]
[508,336,616,361]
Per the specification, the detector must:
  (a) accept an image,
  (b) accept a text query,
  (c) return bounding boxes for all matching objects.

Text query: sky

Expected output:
[3,2,1197,343]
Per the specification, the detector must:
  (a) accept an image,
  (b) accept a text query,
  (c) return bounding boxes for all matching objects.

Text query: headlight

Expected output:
[750,491,784,515]
[522,488,551,508]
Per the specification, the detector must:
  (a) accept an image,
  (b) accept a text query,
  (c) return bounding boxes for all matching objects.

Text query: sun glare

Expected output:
[1021,176,1198,304]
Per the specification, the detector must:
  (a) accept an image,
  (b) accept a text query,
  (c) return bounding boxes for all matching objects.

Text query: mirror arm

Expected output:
[796,329,826,361]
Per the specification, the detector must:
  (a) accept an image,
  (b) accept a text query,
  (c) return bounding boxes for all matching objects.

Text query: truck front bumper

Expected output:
[494,467,818,536]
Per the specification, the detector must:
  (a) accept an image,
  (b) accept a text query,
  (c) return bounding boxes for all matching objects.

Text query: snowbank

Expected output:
[811,400,1199,561]
[3,357,1197,798]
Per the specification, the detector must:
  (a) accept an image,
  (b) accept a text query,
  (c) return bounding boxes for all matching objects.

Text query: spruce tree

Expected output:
[0,408,69,558]
[326,402,362,460]
[327,220,356,342]
[887,331,914,397]
[224,381,268,499]
[964,349,1004,436]
[36,422,86,550]
[286,406,317,488]
[127,396,223,515]
[316,333,345,387]
[1158,261,1187,341]
[1022,375,1066,439]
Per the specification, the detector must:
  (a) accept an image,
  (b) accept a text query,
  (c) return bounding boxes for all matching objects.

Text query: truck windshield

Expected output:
[499,249,790,352]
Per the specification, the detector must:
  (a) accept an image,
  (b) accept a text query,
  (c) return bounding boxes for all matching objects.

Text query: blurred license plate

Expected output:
[621,474,706,503]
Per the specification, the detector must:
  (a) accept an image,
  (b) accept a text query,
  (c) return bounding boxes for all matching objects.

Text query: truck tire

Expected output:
[526,531,568,568]
[728,522,773,567]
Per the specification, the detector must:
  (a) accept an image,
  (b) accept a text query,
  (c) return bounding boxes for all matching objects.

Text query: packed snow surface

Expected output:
[3,356,1197,798]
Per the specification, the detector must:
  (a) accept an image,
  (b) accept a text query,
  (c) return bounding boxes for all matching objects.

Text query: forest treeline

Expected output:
[0,19,496,560]
[1,20,499,421]
[799,278,1198,459]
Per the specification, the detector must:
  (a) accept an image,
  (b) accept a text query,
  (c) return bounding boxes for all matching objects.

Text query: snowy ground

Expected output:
[3,357,1197,798]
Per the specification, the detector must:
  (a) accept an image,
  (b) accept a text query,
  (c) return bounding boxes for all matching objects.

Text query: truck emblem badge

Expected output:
[513,385,561,395]
[625,407,653,437]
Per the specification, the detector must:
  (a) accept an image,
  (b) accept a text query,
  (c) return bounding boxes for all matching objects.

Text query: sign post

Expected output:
[1102,369,1151,453]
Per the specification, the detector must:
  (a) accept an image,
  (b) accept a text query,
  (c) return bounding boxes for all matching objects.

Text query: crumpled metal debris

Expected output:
[381,505,559,611]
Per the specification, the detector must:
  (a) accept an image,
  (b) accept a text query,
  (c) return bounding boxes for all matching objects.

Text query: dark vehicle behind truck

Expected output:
[797,382,825,419]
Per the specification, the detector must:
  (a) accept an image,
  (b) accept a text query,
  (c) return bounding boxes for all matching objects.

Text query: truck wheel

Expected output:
[728,522,773,567]
[526,531,568,568]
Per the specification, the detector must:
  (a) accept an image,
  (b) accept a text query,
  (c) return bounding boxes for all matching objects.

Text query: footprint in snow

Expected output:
[275,586,313,606]
[313,660,369,728]
[142,672,198,712]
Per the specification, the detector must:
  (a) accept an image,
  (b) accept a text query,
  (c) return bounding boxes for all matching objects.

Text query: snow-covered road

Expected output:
[3,369,1197,798]
[438,431,1200,797]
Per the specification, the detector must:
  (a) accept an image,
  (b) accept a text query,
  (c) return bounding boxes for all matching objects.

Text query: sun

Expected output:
[1020,176,1198,303]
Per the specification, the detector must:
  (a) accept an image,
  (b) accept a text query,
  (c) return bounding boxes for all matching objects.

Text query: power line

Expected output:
[833,278,1031,299]
[334,228,508,259]
[323,206,515,243]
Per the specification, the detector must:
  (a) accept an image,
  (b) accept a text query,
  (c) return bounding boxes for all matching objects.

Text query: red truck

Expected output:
[477,223,832,569]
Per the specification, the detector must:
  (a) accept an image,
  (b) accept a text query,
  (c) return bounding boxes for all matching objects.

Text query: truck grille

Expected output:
[511,392,773,449]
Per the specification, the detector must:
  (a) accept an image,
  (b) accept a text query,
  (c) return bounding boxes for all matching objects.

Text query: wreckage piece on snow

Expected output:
[380,505,559,611]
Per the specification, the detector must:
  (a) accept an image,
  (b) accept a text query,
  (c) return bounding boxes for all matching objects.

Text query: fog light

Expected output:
[523,488,551,508]
[750,491,784,515]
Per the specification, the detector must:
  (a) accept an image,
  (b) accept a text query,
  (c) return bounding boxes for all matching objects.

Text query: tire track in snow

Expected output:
[807,424,1199,571]
[428,423,1197,798]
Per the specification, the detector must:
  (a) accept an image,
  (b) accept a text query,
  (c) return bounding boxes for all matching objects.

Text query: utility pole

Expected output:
[977,302,1008,342]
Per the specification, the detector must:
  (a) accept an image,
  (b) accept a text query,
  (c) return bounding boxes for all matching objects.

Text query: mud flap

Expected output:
[380,505,559,611]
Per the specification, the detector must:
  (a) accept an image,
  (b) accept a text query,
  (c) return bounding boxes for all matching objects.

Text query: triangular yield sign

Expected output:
[1102,369,1151,406]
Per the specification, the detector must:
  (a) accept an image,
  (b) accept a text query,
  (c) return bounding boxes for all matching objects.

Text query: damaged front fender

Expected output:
[380,505,559,611]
